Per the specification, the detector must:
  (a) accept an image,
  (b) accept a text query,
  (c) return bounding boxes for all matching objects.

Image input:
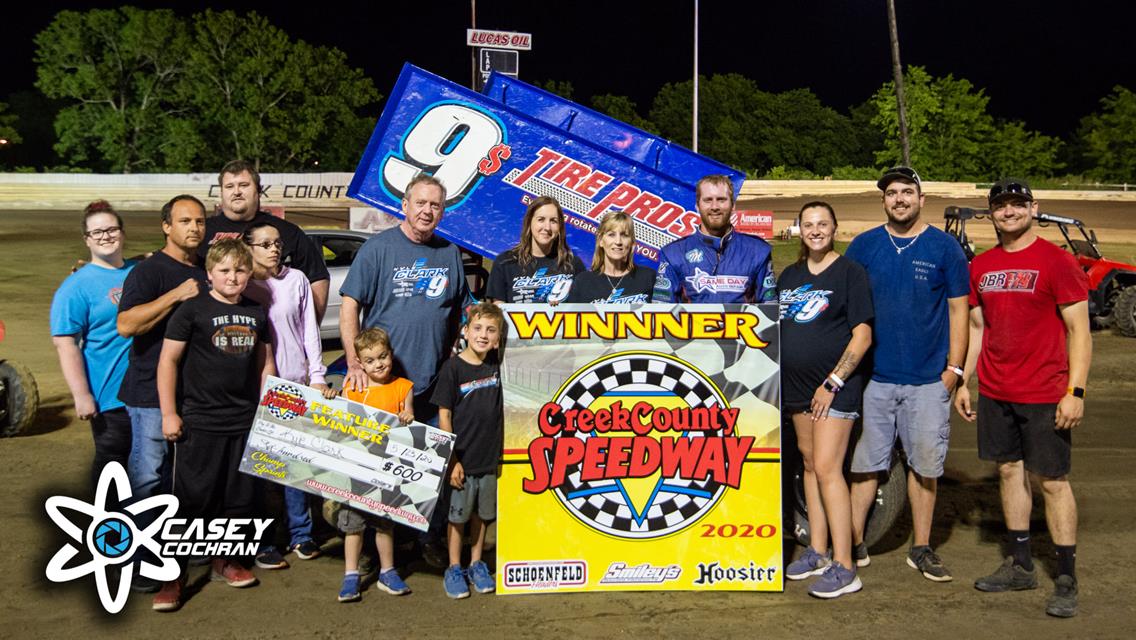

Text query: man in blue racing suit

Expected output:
[654,174,776,303]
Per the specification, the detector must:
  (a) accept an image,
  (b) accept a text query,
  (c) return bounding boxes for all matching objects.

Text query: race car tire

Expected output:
[1112,286,1136,338]
[0,359,39,437]
[789,450,907,549]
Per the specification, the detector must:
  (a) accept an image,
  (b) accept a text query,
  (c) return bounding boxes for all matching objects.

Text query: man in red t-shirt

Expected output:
[955,178,1092,618]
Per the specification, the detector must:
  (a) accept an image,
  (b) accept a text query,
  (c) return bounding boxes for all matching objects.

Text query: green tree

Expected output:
[871,66,994,180]
[183,10,381,171]
[649,74,858,176]
[984,120,1063,180]
[590,94,657,133]
[34,7,190,172]
[1078,86,1136,182]
[0,102,21,147]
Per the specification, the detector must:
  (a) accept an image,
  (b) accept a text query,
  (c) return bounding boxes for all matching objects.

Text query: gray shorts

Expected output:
[850,380,951,478]
[448,473,497,524]
[337,505,394,535]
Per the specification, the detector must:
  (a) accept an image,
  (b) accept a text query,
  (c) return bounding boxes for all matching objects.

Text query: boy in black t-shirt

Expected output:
[431,302,504,599]
[153,239,275,612]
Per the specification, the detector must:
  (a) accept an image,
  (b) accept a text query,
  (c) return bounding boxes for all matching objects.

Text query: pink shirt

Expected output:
[245,265,327,385]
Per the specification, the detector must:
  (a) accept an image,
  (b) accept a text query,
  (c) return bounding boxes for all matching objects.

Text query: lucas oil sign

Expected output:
[348,64,743,267]
[496,303,783,593]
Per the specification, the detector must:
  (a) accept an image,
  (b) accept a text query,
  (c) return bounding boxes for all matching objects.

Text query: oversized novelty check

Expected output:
[239,376,455,531]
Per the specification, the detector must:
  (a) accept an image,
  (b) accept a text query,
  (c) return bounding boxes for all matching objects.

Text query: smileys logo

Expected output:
[261,383,308,421]
[524,351,754,539]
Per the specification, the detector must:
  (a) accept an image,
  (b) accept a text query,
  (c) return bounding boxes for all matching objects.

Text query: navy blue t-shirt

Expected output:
[844,225,969,385]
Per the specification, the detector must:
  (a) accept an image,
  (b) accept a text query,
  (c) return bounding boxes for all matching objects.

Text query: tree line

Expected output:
[1,7,1133,184]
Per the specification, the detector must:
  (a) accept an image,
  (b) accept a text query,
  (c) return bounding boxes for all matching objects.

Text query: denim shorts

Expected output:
[448,473,497,524]
[796,408,861,421]
[850,380,951,478]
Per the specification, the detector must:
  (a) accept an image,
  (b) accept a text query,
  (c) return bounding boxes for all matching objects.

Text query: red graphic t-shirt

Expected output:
[969,238,1088,403]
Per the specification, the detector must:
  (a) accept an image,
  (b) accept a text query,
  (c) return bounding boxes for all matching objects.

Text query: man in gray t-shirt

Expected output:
[339,175,467,424]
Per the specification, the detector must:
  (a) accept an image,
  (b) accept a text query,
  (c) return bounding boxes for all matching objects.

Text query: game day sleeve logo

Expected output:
[978,269,1039,293]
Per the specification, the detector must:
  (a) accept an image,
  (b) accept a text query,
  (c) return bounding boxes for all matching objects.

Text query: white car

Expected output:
[304,229,374,340]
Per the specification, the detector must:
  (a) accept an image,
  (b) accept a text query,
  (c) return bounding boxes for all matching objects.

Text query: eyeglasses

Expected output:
[85,226,122,239]
[246,240,283,250]
[988,182,1032,202]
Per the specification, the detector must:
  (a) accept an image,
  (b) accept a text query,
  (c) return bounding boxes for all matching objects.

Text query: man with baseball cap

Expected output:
[845,166,970,581]
[955,178,1091,617]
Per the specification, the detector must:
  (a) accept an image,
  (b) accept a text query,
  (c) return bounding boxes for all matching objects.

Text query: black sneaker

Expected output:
[255,549,290,570]
[906,546,952,582]
[291,540,322,560]
[853,542,871,568]
[130,574,161,593]
[1046,575,1078,618]
[974,556,1038,592]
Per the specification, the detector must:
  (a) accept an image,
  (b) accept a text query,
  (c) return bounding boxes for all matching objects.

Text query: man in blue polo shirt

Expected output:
[845,166,969,582]
[653,174,776,304]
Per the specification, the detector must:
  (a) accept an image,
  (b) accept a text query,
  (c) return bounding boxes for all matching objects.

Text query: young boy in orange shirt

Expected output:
[334,327,414,602]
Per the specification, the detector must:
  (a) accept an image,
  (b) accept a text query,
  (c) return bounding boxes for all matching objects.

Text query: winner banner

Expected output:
[239,376,455,531]
[498,304,782,593]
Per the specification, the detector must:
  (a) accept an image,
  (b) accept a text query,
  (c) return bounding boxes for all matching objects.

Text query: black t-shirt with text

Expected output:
[200,211,329,284]
[165,293,270,432]
[777,256,874,413]
[566,267,657,304]
[118,252,208,407]
[486,249,584,303]
[430,354,503,476]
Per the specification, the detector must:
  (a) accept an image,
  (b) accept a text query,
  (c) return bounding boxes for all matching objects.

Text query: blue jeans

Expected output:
[284,487,313,547]
[125,406,169,499]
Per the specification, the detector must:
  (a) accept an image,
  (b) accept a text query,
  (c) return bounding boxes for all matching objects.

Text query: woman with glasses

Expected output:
[779,201,873,599]
[50,201,136,486]
[241,221,332,567]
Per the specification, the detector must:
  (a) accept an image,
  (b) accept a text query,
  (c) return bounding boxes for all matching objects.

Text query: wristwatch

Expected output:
[1067,386,1085,399]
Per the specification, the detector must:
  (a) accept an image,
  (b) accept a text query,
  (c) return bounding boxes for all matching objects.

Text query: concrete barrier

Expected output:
[2,173,1134,212]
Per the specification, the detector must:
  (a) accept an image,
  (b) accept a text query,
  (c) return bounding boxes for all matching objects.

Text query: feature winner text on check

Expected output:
[239,376,455,531]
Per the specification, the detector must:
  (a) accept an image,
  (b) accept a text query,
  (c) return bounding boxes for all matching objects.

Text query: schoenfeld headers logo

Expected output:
[45,462,270,614]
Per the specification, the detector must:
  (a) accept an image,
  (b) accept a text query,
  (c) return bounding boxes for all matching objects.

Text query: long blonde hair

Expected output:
[514,196,575,271]
[591,212,637,274]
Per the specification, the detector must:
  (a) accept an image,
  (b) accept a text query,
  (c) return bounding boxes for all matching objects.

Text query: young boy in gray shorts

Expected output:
[431,302,504,599]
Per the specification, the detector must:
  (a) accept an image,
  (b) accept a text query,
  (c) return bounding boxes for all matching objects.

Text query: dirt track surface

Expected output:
[2,204,1135,639]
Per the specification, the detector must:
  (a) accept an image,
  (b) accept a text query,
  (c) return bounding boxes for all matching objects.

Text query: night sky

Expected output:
[5,1,1135,138]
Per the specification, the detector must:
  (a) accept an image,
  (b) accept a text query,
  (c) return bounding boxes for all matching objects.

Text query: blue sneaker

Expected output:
[786,547,830,580]
[468,561,495,594]
[375,569,410,595]
[444,565,470,599]
[337,574,361,603]
[808,563,863,599]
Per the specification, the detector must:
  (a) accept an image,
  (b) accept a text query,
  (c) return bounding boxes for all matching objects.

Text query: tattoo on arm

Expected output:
[832,349,861,380]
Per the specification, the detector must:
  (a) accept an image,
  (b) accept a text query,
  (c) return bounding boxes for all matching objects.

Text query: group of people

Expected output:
[778,168,1089,619]
[50,160,1089,617]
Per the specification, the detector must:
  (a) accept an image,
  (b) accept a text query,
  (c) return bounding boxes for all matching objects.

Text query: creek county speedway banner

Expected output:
[481,73,743,189]
[348,63,742,267]
[497,304,782,593]
[239,376,455,531]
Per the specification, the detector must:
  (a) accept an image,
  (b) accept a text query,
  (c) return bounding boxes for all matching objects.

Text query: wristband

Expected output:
[946,365,964,377]
[1067,386,1085,399]
[827,372,845,388]
[823,378,841,394]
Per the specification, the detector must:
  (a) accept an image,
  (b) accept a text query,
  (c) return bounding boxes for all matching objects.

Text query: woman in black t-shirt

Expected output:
[778,201,873,598]
[486,196,584,303]
[567,212,656,304]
